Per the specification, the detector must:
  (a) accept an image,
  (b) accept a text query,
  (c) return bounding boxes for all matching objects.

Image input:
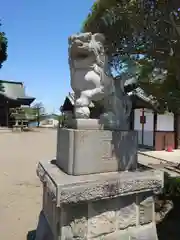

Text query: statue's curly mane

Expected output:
[68,33,106,68]
[68,32,115,119]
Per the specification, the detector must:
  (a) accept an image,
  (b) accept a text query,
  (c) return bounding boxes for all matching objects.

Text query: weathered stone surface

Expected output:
[61,203,88,239]
[130,223,158,240]
[40,187,157,240]
[98,223,158,240]
[37,160,163,205]
[66,119,102,130]
[68,32,132,131]
[117,195,137,229]
[103,231,130,240]
[87,196,138,238]
[36,162,163,240]
[42,185,59,237]
[138,192,154,225]
[56,128,138,175]
[68,32,112,119]
[88,199,117,238]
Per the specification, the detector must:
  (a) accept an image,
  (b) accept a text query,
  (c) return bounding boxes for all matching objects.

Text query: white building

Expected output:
[39,114,59,128]
[130,88,175,151]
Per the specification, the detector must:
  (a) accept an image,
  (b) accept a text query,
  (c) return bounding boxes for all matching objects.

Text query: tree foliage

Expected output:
[31,102,46,126]
[10,103,46,122]
[10,107,27,121]
[82,0,180,112]
[0,22,7,68]
[32,102,45,115]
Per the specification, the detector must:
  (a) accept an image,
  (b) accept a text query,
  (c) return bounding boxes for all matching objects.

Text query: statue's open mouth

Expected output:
[72,45,92,59]
[76,53,89,59]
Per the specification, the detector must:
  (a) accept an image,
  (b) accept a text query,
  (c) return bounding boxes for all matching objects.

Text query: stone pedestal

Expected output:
[56,128,138,175]
[65,119,102,130]
[35,29,165,240]
[35,160,163,240]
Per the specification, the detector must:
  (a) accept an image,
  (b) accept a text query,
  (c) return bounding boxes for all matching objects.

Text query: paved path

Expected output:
[0,129,57,240]
[139,149,180,164]
[1,129,179,239]
[138,153,180,177]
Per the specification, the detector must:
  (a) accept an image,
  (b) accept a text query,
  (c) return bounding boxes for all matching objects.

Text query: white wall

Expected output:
[134,108,154,147]
[40,118,58,127]
[134,109,141,130]
[143,109,154,147]
[157,113,174,131]
[134,109,142,144]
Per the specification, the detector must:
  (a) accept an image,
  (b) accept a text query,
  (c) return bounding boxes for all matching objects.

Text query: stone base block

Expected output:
[66,119,103,130]
[56,128,138,175]
[35,160,164,240]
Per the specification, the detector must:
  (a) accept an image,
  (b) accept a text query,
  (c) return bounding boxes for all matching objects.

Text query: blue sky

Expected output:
[0,0,95,113]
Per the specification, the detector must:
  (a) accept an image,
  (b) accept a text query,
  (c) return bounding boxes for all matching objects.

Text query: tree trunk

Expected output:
[37,110,40,127]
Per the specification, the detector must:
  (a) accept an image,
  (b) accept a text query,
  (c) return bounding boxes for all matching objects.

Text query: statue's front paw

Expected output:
[75,98,83,107]
[75,107,90,119]
[76,97,89,107]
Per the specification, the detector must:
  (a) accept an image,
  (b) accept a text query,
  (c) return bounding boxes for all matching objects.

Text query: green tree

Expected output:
[0,21,8,92]
[21,106,37,121]
[82,0,180,112]
[0,22,7,68]
[32,102,46,127]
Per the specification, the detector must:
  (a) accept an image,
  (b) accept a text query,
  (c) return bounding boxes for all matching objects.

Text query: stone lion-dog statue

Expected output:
[68,32,132,130]
[68,32,114,119]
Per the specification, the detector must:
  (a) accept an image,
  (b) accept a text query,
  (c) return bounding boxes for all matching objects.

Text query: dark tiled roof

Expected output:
[0,80,35,105]
[128,87,160,110]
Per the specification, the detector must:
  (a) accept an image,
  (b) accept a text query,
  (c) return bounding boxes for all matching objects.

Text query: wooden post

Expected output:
[130,109,134,130]
[153,112,157,150]
[174,113,180,149]
[141,108,145,145]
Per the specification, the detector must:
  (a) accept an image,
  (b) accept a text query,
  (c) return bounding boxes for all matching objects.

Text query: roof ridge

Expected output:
[0,80,23,85]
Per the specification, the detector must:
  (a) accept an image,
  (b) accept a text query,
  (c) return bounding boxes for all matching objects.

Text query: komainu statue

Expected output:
[68,32,113,118]
[68,32,131,130]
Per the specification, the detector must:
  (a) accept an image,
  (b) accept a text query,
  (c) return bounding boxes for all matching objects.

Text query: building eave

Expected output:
[16,97,36,105]
[128,87,161,112]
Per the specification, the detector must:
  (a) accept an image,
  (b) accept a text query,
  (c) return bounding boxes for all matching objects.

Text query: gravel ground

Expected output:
[0,129,57,240]
[1,128,178,240]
